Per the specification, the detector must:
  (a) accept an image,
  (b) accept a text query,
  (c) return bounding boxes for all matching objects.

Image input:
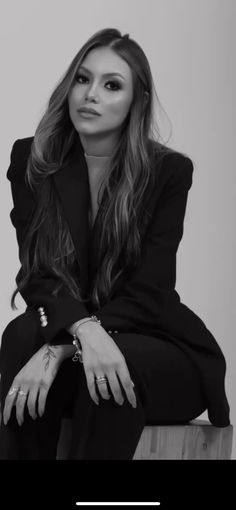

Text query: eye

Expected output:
[75,73,121,91]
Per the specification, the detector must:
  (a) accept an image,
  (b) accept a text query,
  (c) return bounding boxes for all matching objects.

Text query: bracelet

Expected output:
[72,315,101,363]
[74,315,102,337]
[72,335,83,363]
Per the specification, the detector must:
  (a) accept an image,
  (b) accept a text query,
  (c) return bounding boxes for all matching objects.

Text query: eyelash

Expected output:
[75,74,121,91]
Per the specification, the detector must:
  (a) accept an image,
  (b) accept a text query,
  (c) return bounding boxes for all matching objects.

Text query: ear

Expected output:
[143,91,149,103]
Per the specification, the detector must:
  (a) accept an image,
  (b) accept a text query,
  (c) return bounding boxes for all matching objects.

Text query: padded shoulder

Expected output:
[7,137,37,241]
[6,136,34,182]
[152,147,194,199]
[149,139,194,182]
[167,152,194,183]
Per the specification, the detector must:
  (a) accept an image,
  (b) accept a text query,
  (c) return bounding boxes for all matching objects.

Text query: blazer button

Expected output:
[114,330,118,333]
[38,307,45,314]
[108,330,113,334]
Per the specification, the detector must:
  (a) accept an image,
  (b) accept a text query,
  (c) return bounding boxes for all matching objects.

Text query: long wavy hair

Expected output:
[11,27,185,312]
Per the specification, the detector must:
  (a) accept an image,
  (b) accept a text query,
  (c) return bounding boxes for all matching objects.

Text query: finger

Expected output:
[117,365,137,408]
[84,370,99,405]
[3,386,19,425]
[37,385,49,417]
[95,374,110,400]
[15,389,29,426]
[106,372,124,405]
[27,386,39,420]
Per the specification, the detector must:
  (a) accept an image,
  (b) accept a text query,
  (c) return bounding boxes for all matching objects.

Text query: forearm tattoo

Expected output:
[43,345,58,371]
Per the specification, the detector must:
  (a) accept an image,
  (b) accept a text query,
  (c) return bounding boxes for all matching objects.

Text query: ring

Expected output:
[18,390,27,397]
[8,387,18,396]
[95,376,108,385]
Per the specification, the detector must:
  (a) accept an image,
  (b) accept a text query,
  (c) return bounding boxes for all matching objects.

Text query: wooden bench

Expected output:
[56,418,233,460]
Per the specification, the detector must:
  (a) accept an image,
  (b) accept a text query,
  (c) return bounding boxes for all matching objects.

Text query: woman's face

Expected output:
[68,47,134,140]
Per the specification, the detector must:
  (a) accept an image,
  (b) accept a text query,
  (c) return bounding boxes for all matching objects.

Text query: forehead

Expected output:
[80,47,132,80]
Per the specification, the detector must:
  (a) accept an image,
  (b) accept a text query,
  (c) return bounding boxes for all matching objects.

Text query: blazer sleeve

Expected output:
[95,156,230,426]
[7,139,90,344]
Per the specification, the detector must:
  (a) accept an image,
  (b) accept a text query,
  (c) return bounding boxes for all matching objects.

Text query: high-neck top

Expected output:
[84,152,113,159]
[84,151,113,174]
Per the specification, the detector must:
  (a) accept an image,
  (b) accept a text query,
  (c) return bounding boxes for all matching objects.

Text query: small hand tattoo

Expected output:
[43,345,58,371]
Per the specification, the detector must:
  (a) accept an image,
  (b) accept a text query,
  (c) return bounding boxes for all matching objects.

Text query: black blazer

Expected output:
[6,135,230,427]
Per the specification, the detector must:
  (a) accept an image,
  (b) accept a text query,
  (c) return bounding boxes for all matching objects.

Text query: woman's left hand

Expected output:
[3,343,65,426]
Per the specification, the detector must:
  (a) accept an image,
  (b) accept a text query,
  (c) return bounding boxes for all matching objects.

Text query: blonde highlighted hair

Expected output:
[11,27,176,311]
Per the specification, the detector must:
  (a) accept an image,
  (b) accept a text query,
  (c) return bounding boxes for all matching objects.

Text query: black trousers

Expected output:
[0,310,206,459]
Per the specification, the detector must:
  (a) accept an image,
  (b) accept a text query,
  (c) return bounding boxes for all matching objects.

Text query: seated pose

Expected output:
[0,28,230,460]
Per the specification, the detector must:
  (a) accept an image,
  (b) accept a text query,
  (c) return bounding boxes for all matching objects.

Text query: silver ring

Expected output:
[18,390,27,397]
[8,387,18,396]
[95,376,108,385]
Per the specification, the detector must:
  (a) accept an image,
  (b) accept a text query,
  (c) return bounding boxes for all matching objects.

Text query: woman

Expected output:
[0,28,230,460]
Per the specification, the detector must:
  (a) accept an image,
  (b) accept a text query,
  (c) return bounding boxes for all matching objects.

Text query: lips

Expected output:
[78,107,101,116]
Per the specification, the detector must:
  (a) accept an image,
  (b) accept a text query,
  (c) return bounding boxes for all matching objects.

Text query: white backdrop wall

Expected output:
[0,0,235,457]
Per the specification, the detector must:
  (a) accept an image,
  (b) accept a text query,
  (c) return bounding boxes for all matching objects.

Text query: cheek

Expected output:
[68,91,81,122]
[107,96,132,120]
[68,87,81,108]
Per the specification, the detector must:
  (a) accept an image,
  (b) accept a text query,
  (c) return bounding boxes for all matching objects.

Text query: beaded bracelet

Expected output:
[72,315,102,363]
[72,335,83,363]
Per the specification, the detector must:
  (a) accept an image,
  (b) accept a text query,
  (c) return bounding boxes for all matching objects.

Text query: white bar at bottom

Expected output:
[76,503,161,507]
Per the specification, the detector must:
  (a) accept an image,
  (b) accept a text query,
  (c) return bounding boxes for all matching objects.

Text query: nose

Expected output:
[84,82,99,101]
[85,92,98,102]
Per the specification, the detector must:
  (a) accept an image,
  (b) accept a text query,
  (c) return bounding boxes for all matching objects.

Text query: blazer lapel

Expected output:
[52,136,160,296]
[53,135,91,292]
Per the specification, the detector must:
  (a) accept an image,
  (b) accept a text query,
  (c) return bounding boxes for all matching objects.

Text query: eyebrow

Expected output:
[78,66,125,80]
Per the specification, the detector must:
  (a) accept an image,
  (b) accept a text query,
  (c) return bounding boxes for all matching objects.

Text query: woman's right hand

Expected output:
[77,322,137,409]
[3,343,67,426]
